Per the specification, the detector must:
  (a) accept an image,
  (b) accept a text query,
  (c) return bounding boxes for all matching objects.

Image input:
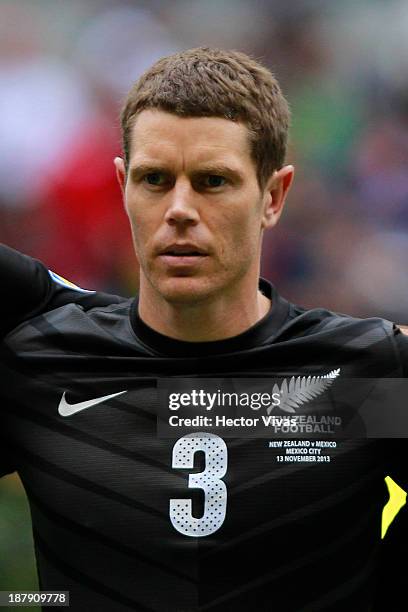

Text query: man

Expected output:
[1,47,407,611]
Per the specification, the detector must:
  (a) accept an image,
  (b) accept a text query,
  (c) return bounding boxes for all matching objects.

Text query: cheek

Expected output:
[224,208,261,246]
[215,222,259,266]
[125,198,151,240]
[126,210,149,257]
[124,186,146,220]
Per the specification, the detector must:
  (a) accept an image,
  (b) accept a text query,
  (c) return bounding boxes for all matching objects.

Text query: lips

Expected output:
[158,243,208,268]
[160,243,208,256]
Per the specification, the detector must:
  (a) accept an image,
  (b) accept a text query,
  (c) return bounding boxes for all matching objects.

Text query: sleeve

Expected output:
[374,477,408,611]
[0,243,124,339]
[374,326,408,610]
[0,243,52,338]
[0,245,126,477]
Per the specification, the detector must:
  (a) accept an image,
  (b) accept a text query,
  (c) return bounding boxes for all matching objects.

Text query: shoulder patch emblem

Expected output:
[48,270,95,293]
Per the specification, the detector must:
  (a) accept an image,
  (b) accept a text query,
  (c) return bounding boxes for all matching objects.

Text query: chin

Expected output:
[156,275,218,305]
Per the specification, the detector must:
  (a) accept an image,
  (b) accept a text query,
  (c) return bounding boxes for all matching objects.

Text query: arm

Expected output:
[0,243,52,338]
[0,244,123,477]
[0,244,57,476]
[374,325,408,610]
[0,243,125,340]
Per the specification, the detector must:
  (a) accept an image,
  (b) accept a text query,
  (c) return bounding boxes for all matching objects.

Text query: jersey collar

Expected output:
[130,277,289,357]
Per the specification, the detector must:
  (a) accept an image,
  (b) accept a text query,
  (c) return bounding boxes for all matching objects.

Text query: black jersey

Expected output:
[1,244,407,612]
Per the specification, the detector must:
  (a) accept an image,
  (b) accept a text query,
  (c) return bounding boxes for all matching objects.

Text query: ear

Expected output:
[114,156,127,199]
[261,165,294,229]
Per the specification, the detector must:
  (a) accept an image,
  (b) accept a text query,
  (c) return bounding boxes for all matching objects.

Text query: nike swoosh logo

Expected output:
[58,390,127,417]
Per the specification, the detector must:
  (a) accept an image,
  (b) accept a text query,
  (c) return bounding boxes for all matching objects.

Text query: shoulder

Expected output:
[282,301,404,374]
[286,301,395,339]
[2,293,136,359]
[47,276,127,313]
[36,267,129,314]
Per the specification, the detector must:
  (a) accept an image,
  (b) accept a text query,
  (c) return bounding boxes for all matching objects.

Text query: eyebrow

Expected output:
[192,164,244,181]
[129,163,168,181]
[129,162,244,182]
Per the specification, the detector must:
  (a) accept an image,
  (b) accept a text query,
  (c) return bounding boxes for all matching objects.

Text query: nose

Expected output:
[164,180,200,227]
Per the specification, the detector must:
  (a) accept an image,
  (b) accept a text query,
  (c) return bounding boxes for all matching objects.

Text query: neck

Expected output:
[138,280,271,342]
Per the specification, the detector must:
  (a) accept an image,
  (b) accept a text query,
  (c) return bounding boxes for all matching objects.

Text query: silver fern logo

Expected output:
[267,369,341,415]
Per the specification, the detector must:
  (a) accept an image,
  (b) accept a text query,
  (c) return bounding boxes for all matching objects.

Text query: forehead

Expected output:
[128,109,253,168]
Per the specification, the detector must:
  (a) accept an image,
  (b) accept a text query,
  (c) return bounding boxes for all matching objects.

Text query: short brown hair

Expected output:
[120,47,291,188]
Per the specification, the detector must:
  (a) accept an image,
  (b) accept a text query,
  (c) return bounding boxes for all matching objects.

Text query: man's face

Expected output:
[116,109,290,305]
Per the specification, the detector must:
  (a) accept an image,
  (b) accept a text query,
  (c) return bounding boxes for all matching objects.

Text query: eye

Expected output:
[203,175,226,188]
[143,172,168,186]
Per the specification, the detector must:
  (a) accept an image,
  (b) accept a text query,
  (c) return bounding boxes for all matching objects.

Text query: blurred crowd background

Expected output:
[2,0,408,319]
[1,0,408,602]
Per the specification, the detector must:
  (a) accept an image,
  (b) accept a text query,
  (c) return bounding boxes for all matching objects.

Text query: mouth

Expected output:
[160,244,208,255]
[158,246,208,267]
[162,250,205,256]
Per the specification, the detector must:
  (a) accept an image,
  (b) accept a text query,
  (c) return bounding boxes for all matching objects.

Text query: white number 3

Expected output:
[169,432,228,537]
